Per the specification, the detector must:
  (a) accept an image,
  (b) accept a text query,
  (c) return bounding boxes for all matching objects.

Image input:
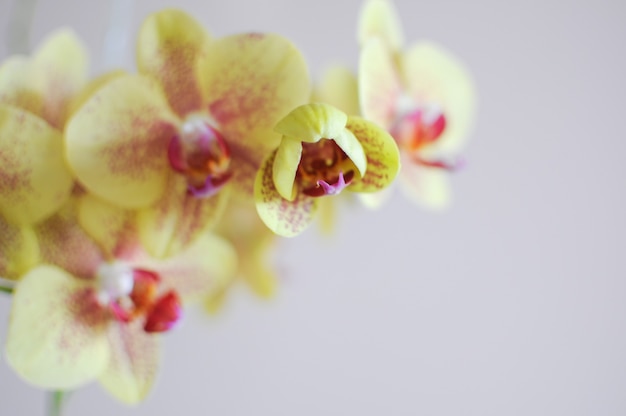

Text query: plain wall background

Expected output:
[1,0,625,414]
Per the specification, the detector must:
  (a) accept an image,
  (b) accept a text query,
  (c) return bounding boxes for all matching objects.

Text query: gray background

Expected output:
[1,0,625,414]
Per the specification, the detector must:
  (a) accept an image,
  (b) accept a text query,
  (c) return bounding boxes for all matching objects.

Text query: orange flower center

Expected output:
[296,139,356,197]
[392,108,461,171]
[168,116,232,197]
[96,262,182,333]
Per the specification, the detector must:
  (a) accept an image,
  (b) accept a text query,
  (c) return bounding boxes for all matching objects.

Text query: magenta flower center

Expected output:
[168,116,232,198]
[96,262,182,333]
[296,139,355,197]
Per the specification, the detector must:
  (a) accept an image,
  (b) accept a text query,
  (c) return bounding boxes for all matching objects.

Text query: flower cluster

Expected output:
[0,0,475,405]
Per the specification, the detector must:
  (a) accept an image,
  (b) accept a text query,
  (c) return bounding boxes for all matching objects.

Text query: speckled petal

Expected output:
[31,28,88,128]
[0,104,74,225]
[78,193,137,260]
[0,28,88,128]
[137,9,210,116]
[357,0,404,51]
[68,69,126,119]
[255,151,317,237]
[65,74,179,209]
[346,116,400,192]
[0,217,39,280]
[137,174,229,259]
[5,265,110,390]
[399,153,451,210]
[99,321,159,405]
[0,57,43,118]
[359,37,402,129]
[200,33,310,176]
[139,232,237,303]
[312,66,360,116]
[36,198,103,278]
[274,103,347,143]
[401,41,476,153]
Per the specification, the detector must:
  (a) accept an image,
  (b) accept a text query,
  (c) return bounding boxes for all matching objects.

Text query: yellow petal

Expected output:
[137,9,210,116]
[6,265,110,390]
[399,153,451,210]
[357,186,394,209]
[315,196,337,235]
[31,28,89,128]
[255,151,317,237]
[312,66,360,116]
[0,28,88,128]
[0,104,74,225]
[0,217,40,280]
[345,116,400,192]
[36,198,103,278]
[357,0,404,51]
[332,128,367,177]
[274,103,347,143]
[68,69,127,119]
[99,321,159,405]
[204,284,230,315]
[137,174,229,259]
[216,201,278,298]
[0,57,43,118]
[139,232,238,303]
[272,137,302,201]
[65,74,179,209]
[200,33,311,173]
[359,37,402,129]
[78,193,136,259]
[401,41,476,153]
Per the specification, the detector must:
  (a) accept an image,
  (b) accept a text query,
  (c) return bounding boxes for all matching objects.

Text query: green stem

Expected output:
[0,285,13,294]
[48,390,68,416]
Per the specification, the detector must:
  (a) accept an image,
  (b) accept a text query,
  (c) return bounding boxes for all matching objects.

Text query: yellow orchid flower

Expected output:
[65,9,311,258]
[0,28,87,228]
[358,0,476,209]
[207,198,280,313]
[5,197,237,404]
[255,103,400,237]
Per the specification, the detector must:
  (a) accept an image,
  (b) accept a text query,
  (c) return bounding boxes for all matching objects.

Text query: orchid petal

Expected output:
[99,321,159,405]
[0,104,74,225]
[78,193,138,260]
[137,9,210,116]
[6,265,110,390]
[68,69,126,119]
[200,33,311,181]
[272,137,302,201]
[357,186,394,209]
[274,103,347,143]
[137,174,229,259]
[357,0,404,51]
[0,217,39,280]
[0,29,88,128]
[65,74,179,209]
[399,153,451,210]
[401,41,476,153]
[312,66,360,116]
[255,151,317,237]
[345,116,400,192]
[332,128,367,177]
[31,28,88,128]
[139,232,237,303]
[36,198,103,278]
[359,37,402,129]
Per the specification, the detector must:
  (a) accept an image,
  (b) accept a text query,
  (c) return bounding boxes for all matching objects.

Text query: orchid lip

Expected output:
[304,170,354,197]
[168,116,232,198]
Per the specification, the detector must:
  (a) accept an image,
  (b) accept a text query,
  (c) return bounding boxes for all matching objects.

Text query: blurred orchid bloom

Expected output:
[65,9,311,257]
[207,198,279,313]
[0,29,86,227]
[358,0,476,209]
[255,103,400,237]
[5,196,237,404]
